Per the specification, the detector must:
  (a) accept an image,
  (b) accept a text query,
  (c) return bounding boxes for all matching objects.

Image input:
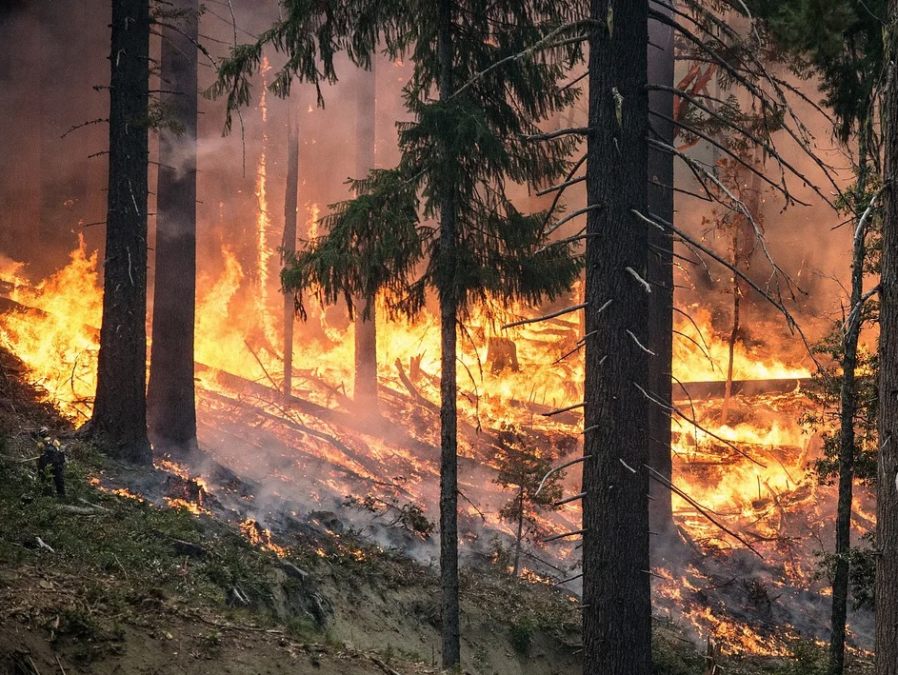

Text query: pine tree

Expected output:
[493,425,566,578]
[581,2,652,674]
[147,0,199,459]
[877,4,898,671]
[353,62,378,412]
[213,2,584,667]
[750,3,886,671]
[86,0,152,463]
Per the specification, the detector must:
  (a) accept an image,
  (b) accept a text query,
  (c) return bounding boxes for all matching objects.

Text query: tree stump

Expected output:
[487,337,520,374]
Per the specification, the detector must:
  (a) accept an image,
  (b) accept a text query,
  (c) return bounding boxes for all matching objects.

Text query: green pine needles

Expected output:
[213,0,586,322]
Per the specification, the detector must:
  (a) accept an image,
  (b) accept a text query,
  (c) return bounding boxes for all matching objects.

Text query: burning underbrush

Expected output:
[0,238,877,660]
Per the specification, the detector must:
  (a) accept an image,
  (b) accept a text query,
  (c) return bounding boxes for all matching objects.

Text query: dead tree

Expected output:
[283,118,299,399]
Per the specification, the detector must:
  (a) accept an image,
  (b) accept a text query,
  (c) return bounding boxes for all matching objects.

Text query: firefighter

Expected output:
[35,427,65,497]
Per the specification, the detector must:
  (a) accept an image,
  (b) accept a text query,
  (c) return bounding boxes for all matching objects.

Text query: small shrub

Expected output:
[285,615,318,641]
[775,640,827,675]
[509,618,534,656]
[59,607,100,640]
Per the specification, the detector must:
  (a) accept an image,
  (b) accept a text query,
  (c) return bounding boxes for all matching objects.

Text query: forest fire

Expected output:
[5,0,897,671]
[0,225,867,655]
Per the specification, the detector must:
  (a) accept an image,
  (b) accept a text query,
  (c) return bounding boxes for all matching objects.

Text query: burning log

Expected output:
[673,378,814,401]
[394,358,439,413]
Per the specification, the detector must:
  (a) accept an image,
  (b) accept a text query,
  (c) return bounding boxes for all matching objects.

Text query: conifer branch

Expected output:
[554,492,586,507]
[449,20,597,101]
[544,529,587,542]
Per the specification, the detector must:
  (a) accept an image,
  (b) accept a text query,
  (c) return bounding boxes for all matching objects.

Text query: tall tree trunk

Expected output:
[88,0,151,463]
[721,227,742,426]
[721,149,761,427]
[512,486,524,577]
[283,119,299,400]
[147,0,199,457]
[646,1,675,541]
[147,0,198,458]
[354,62,378,411]
[437,0,460,667]
[829,139,869,675]
[582,2,652,675]
[877,10,898,673]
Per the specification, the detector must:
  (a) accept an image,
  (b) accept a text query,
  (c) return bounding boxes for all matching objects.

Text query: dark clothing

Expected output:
[37,438,65,497]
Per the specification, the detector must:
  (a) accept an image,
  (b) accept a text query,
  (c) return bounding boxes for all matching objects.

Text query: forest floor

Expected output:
[0,346,874,675]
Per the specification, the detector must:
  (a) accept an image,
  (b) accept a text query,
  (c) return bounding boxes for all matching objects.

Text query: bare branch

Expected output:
[535,455,592,496]
[645,464,763,558]
[536,175,586,197]
[545,204,603,238]
[544,529,587,542]
[542,402,584,417]
[501,303,586,329]
[525,126,590,142]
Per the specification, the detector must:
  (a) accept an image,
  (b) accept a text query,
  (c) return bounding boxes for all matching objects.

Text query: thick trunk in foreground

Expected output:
[88,0,151,463]
[354,62,378,411]
[876,15,898,671]
[147,0,199,457]
[437,0,460,667]
[830,145,869,675]
[646,3,675,540]
[582,2,652,675]
[283,121,299,399]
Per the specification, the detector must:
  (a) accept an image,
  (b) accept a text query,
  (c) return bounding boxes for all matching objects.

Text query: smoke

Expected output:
[0,0,879,657]
[671,65,857,347]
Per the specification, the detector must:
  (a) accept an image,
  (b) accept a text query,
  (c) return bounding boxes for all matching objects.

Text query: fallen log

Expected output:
[394,358,439,414]
[673,378,815,401]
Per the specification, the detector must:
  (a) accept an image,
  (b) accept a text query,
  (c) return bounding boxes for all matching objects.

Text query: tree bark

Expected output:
[354,61,379,411]
[283,119,299,400]
[582,2,652,675]
[875,14,898,669]
[88,0,151,463]
[646,2,675,541]
[438,0,460,667]
[830,137,870,675]
[512,487,524,577]
[147,0,199,458]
